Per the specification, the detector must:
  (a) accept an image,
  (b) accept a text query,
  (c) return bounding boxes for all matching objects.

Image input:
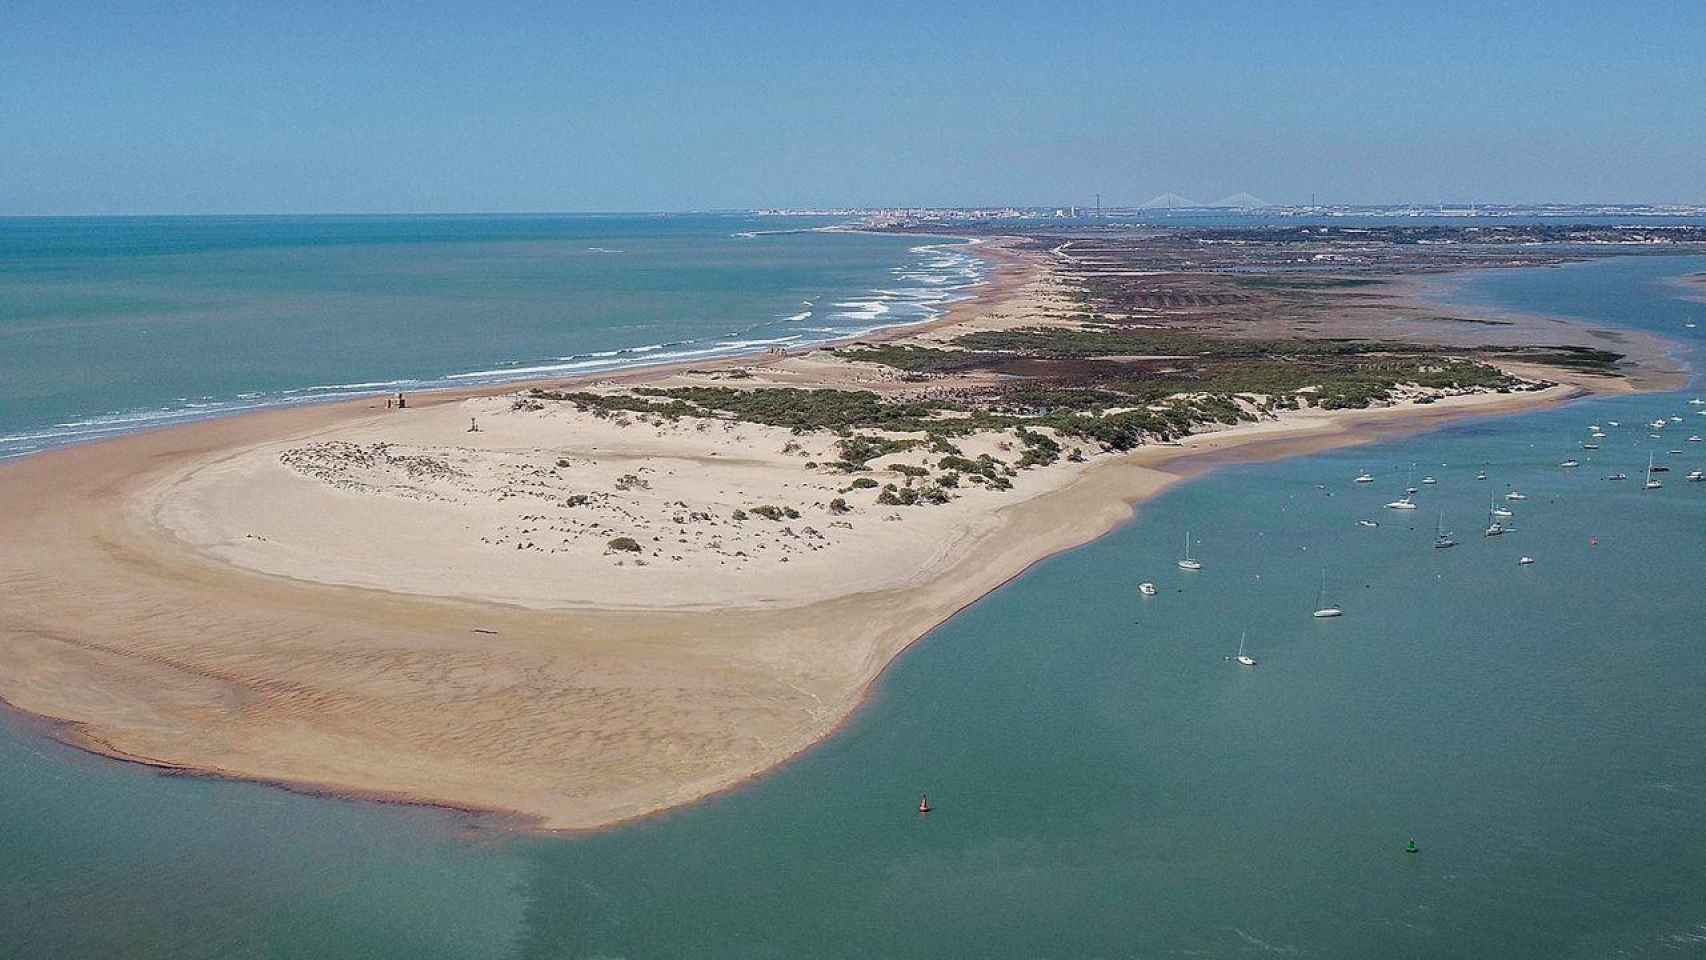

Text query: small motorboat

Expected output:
[1690,399,1706,406]
[1560,459,1580,468]
[1582,443,1599,450]
[1671,416,1685,423]
[1354,472,1374,483]
[1421,476,1437,485]
[1386,497,1418,510]
[1476,471,1488,481]
[1608,420,1622,426]
[1606,473,1628,481]
[1690,436,1703,443]
[1518,556,1536,565]
[1138,582,1158,596]
[1686,470,1705,482]
[1506,491,1527,501]
[1357,519,1380,528]
[1491,505,1513,518]
[1484,522,1505,537]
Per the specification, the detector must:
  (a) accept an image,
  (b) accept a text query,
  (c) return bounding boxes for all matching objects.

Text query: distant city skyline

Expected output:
[5,1,1704,215]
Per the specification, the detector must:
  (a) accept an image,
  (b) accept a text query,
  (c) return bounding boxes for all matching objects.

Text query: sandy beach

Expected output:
[0,241,1672,830]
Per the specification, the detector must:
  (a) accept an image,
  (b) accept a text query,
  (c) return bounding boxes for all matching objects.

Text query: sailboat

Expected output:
[1233,632,1257,667]
[1644,453,1663,490]
[1434,511,1457,549]
[1312,569,1343,618]
[1177,531,1202,570]
[1484,497,1505,537]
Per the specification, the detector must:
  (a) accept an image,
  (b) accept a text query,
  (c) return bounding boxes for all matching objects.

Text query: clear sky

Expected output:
[4,0,1704,214]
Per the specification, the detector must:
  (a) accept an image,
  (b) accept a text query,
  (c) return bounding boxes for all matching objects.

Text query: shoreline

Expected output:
[0,245,1682,832]
[0,230,1007,464]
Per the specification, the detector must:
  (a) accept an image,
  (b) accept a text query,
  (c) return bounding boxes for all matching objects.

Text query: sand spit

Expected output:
[0,240,1663,830]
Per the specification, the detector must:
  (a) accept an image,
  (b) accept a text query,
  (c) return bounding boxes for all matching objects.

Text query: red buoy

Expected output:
[918,793,931,814]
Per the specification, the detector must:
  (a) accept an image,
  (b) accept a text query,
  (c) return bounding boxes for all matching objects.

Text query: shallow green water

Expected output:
[3,255,1705,957]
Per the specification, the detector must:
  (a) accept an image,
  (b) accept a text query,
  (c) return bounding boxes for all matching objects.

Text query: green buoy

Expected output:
[1405,838,1419,854]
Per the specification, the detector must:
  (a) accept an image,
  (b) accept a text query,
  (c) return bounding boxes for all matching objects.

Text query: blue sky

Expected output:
[4,0,1703,213]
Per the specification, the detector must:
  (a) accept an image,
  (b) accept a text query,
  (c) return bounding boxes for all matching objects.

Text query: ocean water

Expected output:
[0,214,984,459]
[2,245,1705,957]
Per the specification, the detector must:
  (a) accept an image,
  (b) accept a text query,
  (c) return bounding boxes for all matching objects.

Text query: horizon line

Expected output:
[4,201,1706,220]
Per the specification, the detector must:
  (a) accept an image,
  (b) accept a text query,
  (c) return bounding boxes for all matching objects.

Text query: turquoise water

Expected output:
[3,251,1706,957]
[0,215,983,458]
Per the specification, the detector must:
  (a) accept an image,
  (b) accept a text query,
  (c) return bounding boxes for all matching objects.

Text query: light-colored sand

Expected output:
[0,241,1656,830]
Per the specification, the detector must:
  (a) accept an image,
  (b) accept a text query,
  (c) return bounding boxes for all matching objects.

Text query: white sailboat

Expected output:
[1312,570,1343,618]
[1434,511,1457,549]
[1645,453,1663,490]
[1177,531,1202,571]
[1484,497,1505,537]
[1234,631,1257,667]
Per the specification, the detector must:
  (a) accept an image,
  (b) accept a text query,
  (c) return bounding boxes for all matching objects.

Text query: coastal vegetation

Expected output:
[524,320,1583,469]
